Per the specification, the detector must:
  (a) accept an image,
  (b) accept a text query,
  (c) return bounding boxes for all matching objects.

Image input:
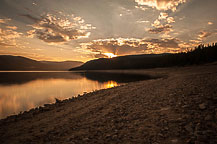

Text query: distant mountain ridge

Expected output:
[0,55,83,71]
[70,54,169,70]
[70,43,217,70]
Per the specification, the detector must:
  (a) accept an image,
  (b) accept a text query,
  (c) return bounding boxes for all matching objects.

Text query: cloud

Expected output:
[151,14,175,34]
[144,38,182,53]
[158,12,168,20]
[189,39,201,44]
[24,13,95,43]
[208,22,213,25]
[81,37,183,58]
[6,26,17,30]
[198,31,212,40]
[167,17,175,23]
[152,19,161,27]
[135,0,187,11]
[136,20,150,23]
[135,5,149,11]
[0,28,22,47]
[148,24,173,34]
[0,18,11,24]
[0,19,22,47]
[81,38,148,58]
[144,38,180,48]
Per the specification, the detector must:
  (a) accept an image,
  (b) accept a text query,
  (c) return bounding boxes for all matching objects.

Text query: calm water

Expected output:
[0,71,152,119]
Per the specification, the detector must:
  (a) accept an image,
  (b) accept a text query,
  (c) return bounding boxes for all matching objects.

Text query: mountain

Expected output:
[0,55,83,71]
[70,54,170,70]
[70,43,217,70]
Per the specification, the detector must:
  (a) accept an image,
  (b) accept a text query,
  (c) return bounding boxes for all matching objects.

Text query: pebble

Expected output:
[199,103,206,110]
[171,139,178,143]
[184,123,193,133]
[204,115,212,121]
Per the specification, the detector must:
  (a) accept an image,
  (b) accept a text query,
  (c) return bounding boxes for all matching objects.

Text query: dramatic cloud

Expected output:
[81,37,183,58]
[82,38,148,58]
[25,13,95,43]
[148,24,173,34]
[0,28,22,47]
[0,19,22,47]
[143,38,182,53]
[135,0,187,11]
[151,13,175,34]
[144,38,179,48]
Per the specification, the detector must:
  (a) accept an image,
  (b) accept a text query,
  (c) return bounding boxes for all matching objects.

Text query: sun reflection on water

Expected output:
[105,81,118,88]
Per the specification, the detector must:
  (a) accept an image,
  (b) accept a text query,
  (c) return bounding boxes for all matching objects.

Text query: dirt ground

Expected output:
[0,63,217,144]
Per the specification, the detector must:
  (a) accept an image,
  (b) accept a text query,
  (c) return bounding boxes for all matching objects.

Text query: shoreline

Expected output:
[0,64,217,143]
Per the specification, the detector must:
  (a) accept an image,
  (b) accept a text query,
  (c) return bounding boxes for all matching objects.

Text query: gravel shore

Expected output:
[0,64,217,144]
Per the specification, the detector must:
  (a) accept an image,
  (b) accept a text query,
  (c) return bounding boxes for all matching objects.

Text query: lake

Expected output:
[0,71,153,119]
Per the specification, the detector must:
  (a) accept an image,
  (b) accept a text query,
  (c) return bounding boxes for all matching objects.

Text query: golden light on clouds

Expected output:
[135,0,187,11]
[0,0,216,62]
[25,13,95,44]
[0,18,23,47]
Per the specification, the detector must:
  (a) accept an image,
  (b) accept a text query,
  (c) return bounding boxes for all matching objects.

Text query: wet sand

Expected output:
[0,63,217,144]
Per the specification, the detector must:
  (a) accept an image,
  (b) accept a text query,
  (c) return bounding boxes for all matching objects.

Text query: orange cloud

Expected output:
[158,12,168,20]
[152,19,161,27]
[148,24,173,34]
[135,0,187,11]
[0,19,22,47]
[25,13,95,43]
[0,18,11,24]
[167,17,175,23]
[198,31,212,40]
[6,26,18,30]
[208,22,213,25]
[81,37,183,58]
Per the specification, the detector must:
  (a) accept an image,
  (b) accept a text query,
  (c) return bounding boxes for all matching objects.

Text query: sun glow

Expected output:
[103,53,117,58]
[105,81,118,88]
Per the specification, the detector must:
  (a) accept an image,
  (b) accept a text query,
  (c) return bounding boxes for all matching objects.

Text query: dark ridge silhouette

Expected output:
[70,43,217,70]
[0,55,83,71]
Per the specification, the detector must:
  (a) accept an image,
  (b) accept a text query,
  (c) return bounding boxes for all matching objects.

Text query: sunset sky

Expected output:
[0,0,216,62]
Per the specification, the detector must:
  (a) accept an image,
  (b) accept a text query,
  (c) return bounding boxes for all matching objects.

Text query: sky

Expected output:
[0,0,216,62]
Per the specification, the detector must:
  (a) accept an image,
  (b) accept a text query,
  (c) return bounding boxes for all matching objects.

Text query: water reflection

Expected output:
[105,81,118,88]
[0,71,154,119]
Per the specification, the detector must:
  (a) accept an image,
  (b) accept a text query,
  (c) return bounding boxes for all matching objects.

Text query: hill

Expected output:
[0,55,83,71]
[70,43,217,70]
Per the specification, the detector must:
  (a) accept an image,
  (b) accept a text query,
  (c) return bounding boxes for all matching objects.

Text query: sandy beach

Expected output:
[0,64,217,144]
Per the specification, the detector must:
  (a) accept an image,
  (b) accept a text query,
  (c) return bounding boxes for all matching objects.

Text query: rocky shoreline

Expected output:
[0,64,217,144]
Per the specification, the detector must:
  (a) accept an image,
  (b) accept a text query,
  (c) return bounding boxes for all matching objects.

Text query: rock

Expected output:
[185,123,193,133]
[199,103,206,110]
[158,133,164,137]
[204,115,212,121]
[44,104,50,107]
[83,137,89,141]
[171,139,178,143]
[55,98,61,103]
[112,134,118,139]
